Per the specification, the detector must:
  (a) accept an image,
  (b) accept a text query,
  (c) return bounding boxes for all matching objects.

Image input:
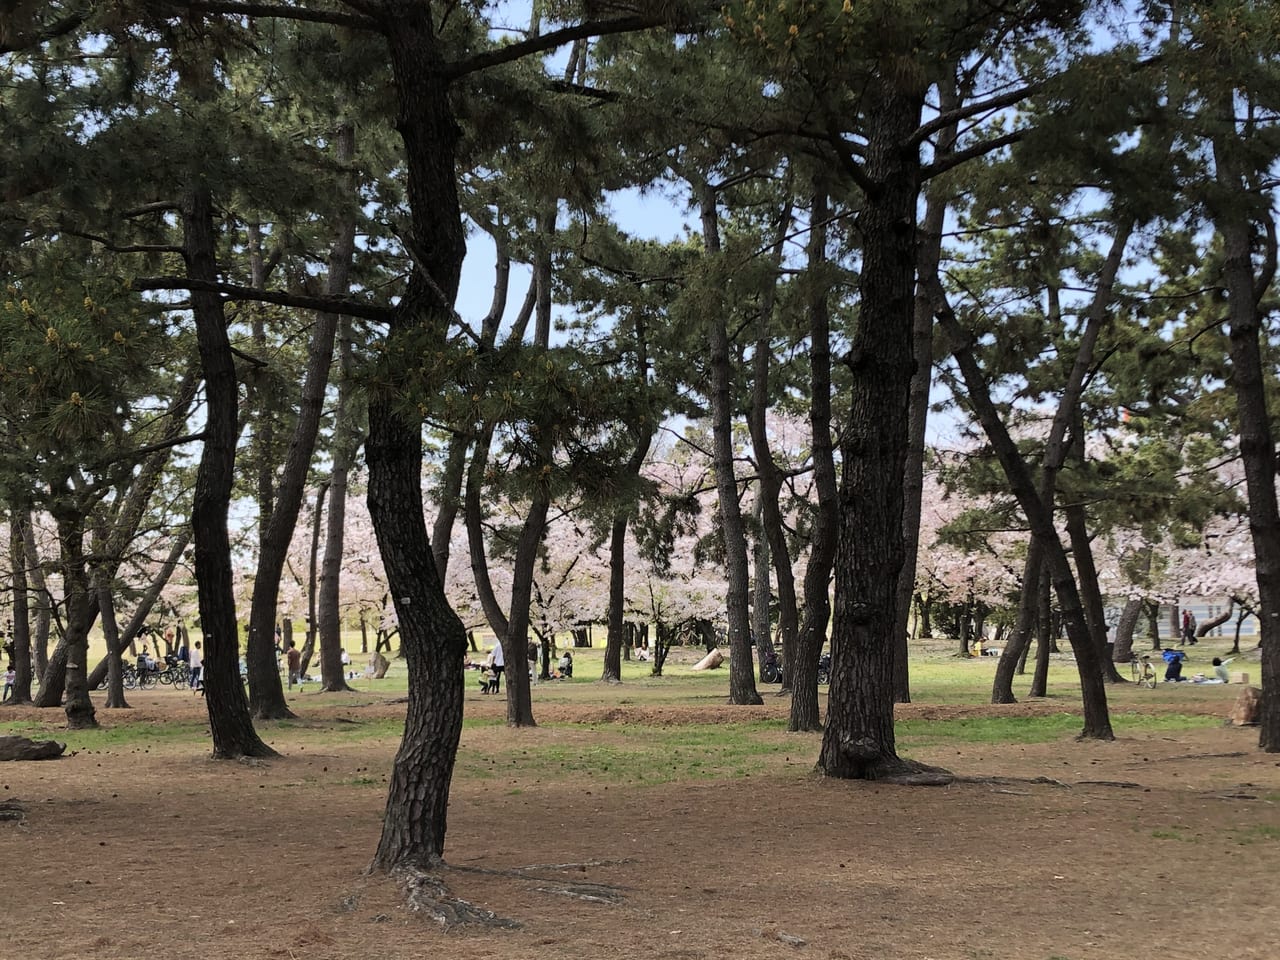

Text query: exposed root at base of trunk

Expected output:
[0,799,27,822]
[396,867,521,930]
[449,858,633,905]
[820,755,955,785]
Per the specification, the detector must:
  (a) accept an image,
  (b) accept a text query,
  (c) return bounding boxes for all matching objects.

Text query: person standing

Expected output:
[527,639,539,684]
[188,641,203,692]
[286,640,301,689]
[490,640,505,692]
[2,664,14,701]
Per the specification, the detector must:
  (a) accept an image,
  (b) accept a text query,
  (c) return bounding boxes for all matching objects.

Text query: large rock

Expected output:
[691,648,724,671]
[0,736,66,761]
[1229,686,1262,726]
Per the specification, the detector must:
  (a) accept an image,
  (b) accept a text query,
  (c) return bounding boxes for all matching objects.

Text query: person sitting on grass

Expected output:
[1213,657,1233,684]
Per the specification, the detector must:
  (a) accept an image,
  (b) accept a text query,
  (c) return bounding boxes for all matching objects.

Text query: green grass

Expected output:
[898,712,1219,749]
[454,720,803,784]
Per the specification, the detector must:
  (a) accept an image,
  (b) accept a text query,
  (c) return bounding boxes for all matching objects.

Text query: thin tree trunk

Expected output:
[698,180,761,707]
[5,513,34,705]
[1030,564,1053,698]
[789,182,837,733]
[746,197,797,692]
[993,536,1043,703]
[183,161,274,758]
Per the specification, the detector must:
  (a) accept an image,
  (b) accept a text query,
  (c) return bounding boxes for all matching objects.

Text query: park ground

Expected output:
[1,642,1278,960]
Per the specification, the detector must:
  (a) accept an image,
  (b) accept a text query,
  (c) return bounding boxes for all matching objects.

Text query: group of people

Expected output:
[471,642,574,694]
[1155,647,1233,683]
[136,628,204,691]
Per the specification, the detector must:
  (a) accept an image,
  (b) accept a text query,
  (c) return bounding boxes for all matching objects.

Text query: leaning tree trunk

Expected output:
[245,259,344,718]
[1196,601,1234,640]
[746,200,798,692]
[1063,488,1125,682]
[1112,596,1144,664]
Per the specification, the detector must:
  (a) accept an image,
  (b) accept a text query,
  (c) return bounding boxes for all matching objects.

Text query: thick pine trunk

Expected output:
[54,521,96,730]
[1112,596,1144,663]
[819,81,927,777]
[1211,109,1280,751]
[369,5,469,869]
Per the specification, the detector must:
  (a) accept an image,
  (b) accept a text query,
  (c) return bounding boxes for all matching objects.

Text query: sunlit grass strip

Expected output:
[897,712,1218,748]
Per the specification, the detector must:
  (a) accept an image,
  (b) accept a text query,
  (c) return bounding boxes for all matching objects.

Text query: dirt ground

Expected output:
[2,687,1278,960]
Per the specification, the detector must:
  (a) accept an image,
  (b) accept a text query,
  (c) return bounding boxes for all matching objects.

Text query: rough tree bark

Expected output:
[1210,97,1280,751]
[819,77,947,779]
[183,170,274,758]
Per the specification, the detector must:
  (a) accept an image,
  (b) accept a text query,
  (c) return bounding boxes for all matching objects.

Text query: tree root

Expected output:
[0,799,26,823]
[396,867,521,930]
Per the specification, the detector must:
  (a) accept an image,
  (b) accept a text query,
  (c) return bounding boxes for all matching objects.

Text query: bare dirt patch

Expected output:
[1,689,1277,960]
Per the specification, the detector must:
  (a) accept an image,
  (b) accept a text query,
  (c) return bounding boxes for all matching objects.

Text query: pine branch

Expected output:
[168,1,379,30]
[922,129,1024,180]
[909,81,1045,150]
[131,276,393,322]
[446,15,684,80]
[0,6,92,55]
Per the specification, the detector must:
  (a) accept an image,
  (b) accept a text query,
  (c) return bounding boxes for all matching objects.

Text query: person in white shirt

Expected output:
[490,641,505,691]
[188,641,203,691]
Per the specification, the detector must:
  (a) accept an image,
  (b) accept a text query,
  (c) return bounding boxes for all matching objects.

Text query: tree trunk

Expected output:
[819,78,935,778]
[1112,596,1144,663]
[1210,102,1280,751]
[96,583,130,709]
[993,537,1043,703]
[698,181,761,707]
[1029,563,1053,698]
[790,183,837,733]
[746,200,798,693]
[1145,600,1163,650]
[245,225,345,717]
[183,168,274,758]
[1197,602,1233,639]
[934,208,1131,740]
[1063,487,1125,682]
[23,512,50,680]
[369,5,469,871]
[5,510,34,705]
[52,516,96,730]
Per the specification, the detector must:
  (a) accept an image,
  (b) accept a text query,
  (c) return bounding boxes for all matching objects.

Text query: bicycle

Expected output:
[1130,657,1157,689]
